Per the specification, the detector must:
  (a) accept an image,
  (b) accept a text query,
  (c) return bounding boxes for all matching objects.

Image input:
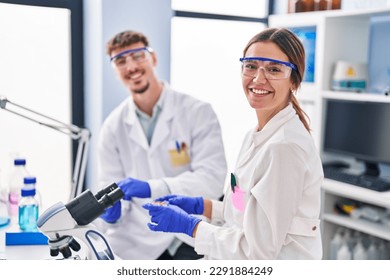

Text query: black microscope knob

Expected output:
[60,246,72,259]
[50,248,59,257]
[69,238,81,252]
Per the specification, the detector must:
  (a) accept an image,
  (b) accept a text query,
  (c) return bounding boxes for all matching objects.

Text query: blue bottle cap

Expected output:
[14,158,26,165]
[21,188,36,197]
[24,176,36,184]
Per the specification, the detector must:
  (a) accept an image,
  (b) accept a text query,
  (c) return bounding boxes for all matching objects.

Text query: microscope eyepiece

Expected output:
[95,183,119,200]
[65,183,124,226]
[97,187,124,209]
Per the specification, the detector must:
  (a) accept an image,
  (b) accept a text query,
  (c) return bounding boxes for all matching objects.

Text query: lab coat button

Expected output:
[312,226,317,231]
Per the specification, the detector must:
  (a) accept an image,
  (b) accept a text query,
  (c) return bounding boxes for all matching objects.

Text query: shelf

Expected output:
[271,7,390,22]
[322,179,390,208]
[323,91,390,103]
[322,213,390,241]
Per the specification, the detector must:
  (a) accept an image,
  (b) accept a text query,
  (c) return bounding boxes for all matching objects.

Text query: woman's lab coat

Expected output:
[95,83,227,259]
[194,104,323,259]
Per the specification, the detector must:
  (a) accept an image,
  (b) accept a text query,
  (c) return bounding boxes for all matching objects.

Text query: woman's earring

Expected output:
[291,88,296,95]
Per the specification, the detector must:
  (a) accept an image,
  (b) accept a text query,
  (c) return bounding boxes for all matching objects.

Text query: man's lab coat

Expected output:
[95,83,227,259]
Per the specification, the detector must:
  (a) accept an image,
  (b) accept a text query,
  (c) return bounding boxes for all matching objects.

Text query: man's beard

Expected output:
[133,82,150,94]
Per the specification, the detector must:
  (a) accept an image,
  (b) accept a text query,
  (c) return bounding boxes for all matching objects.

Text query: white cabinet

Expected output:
[321,179,390,259]
[269,8,390,259]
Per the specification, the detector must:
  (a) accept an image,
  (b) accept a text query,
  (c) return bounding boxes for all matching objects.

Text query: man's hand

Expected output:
[100,201,121,223]
[117,177,151,200]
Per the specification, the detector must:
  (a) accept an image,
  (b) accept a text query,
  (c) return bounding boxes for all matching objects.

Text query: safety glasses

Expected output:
[110,47,153,69]
[239,57,297,80]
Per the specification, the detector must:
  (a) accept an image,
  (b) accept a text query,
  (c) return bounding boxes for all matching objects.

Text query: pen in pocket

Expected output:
[230,173,237,193]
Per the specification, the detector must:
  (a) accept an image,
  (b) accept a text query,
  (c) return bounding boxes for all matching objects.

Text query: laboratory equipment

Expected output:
[0,96,90,200]
[323,167,390,192]
[0,167,10,228]
[8,158,30,218]
[18,176,39,231]
[332,61,367,92]
[37,183,123,260]
[323,99,390,187]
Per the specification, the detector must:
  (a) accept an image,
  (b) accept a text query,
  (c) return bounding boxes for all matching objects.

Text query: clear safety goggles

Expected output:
[239,57,297,80]
[110,47,153,69]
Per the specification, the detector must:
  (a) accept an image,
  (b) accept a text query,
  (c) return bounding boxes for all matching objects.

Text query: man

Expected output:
[95,30,227,260]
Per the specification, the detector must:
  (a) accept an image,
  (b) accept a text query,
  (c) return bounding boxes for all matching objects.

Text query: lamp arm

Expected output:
[71,129,91,199]
[0,96,90,200]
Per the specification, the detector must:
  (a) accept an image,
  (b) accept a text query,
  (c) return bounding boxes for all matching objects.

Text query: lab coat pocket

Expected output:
[283,217,320,246]
[168,143,190,167]
[231,186,245,212]
[287,217,320,237]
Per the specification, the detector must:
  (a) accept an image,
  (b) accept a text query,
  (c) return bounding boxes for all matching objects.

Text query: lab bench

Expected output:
[0,223,52,260]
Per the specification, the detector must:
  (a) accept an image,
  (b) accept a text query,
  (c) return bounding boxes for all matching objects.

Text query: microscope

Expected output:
[37,183,123,260]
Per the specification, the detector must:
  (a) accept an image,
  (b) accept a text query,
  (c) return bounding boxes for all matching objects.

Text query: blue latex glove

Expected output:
[100,201,121,223]
[155,195,204,215]
[142,203,201,237]
[117,177,151,200]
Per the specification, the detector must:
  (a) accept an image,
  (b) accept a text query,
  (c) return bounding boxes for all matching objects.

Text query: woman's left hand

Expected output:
[142,203,201,237]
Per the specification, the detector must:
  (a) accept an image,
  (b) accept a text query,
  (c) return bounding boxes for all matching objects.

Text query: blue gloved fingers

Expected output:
[164,196,204,215]
[153,195,205,214]
[193,197,204,215]
[117,177,130,188]
[150,216,158,224]
[144,204,170,232]
[117,178,133,200]
[154,194,177,202]
[147,222,158,231]
[143,202,163,212]
[143,203,167,229]
[100,201,121,223]
[117,177,151,200]
[143,203,201,237]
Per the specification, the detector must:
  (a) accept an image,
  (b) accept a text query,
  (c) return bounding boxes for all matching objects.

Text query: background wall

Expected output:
[83,0,172,191]
[170,17,265,171]
[0,3,72,210]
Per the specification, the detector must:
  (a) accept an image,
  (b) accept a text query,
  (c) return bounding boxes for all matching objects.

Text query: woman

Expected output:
[143,28,323,260]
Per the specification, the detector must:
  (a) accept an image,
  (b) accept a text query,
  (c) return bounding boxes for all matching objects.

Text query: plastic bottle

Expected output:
[350,230,362,250]
[295,0,315,12]
[8,158,30,219]
[366,237,380,260]
[331,0,341,10]
[353,239,367,260]
[337,242,352,260]
[0,167,10,228]
[317,0,330,11]
[378,240,387,260]
[344,228,355,251]
[386,241,390,260]
[18,176,39,232]
[329,228,343,259]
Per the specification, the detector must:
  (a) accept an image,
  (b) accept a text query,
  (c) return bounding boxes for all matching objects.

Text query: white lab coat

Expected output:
[194,104,323,259]
[95,83,227,259]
